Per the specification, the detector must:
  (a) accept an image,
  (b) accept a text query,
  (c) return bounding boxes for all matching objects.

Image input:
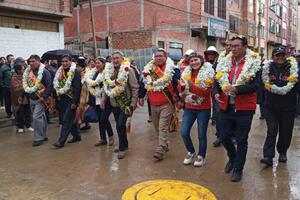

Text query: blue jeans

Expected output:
[219,106,253,171]
[181,109,211,158]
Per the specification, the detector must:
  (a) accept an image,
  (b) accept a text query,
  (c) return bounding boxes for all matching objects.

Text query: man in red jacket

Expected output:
[141,48,179,161]
[215,36,261,182]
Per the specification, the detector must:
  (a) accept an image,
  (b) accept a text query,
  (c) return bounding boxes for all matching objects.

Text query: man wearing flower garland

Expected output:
[24,55,52,146]
[215,36,261,182]
[101,51,139,159]
[53,55,82,149]
[141,48,180,161]
[260,47,300,167]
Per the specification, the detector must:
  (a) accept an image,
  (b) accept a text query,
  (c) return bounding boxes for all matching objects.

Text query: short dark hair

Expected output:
[61,55,72,61]
[0,57,5,60]
[106,56,111,59]
[14,64,22,72]
[6,54,13,60]
[189,52,204,65]
[29,54,41,62]
[95,57,106,65]
[231,35,248,46]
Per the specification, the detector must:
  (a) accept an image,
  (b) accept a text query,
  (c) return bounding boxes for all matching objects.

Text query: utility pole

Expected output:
[257,0,262,54]
[89,0,97,57]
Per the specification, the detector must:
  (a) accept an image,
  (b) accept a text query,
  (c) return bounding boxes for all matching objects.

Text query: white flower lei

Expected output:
[262,57,298,95]
[23,64,45,94]
[215,49,261,92]
[142,57,174,92]
[85,68,105,97]
[181,63,215,105]
[53,62,77,95]
[217,50,227,62]
[103,61,130,98]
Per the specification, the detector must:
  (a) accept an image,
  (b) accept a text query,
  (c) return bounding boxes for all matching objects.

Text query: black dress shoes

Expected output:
[224,160,234,173]
[231,170,243,182]
[67,137,81,143]
[260,157,273,166]
[53,142,64,149]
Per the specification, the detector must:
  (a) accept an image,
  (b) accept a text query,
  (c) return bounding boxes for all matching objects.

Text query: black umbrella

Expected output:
[41,49,80,61]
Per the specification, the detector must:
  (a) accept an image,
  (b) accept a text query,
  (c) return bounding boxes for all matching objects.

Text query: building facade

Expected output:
[64,0,298,58]
[0,0,72,58]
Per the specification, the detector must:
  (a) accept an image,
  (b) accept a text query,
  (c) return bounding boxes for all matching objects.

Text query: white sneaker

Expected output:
[17,129,24,133]
[194,155,206,167]
[183,152,195,165]
[27,127,34,132]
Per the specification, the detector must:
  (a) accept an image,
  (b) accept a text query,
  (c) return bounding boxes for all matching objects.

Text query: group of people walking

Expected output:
[3,35,300,183]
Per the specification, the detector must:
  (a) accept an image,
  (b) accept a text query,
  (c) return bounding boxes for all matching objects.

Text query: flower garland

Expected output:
[215,49,261,92]
[85,68,105,97]
[181,62,215,105]
[217,50,227,62]
[23,64,45,94]
[142,57,174,92]
[103,60,130,98]
[53,62,76,96]
[262,57,298,95]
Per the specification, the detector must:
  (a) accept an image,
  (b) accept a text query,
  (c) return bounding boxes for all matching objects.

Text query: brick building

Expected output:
[0,0,73,58]
[64,0,298,58]
[64,0,231,58]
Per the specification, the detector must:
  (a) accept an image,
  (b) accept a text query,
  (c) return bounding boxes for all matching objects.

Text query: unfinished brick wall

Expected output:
[111,30,153,50]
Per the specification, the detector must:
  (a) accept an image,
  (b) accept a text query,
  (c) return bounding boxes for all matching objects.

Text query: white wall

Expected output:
[0,21,64,59]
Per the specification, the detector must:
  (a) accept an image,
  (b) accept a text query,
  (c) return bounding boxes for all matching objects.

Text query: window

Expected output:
[282,28,286,38]
[259,25,265,38]
[218,0,226,19]
[229,15,238,32]
[269,17,275,33]
[275,23,281,37]
[269,0,276,12]
[205,0,214,15]
[248,23,255,37]
[283,12,287,23]
[158,41,165,49]
[169,42,183,58]
[0,15,58,32]
[276,5,282,17]
[259,3,265,16]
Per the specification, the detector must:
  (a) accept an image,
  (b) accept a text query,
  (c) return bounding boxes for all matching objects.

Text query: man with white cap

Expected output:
[204,46,219,65]
[178,49,194,72]
[204,46,222,146]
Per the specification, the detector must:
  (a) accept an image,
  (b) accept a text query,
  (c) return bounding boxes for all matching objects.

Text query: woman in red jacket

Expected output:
[179,52,215,167]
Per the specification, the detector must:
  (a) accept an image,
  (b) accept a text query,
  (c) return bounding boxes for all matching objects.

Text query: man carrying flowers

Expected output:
[260,47,300,167]
[23,55,52,146]
[141,48,180,161]
[53,55,82,149]
[215,36,261,182]
[101,51,139,159]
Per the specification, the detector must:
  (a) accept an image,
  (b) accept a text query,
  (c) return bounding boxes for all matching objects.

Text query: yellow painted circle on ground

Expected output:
[122,179,217,200]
